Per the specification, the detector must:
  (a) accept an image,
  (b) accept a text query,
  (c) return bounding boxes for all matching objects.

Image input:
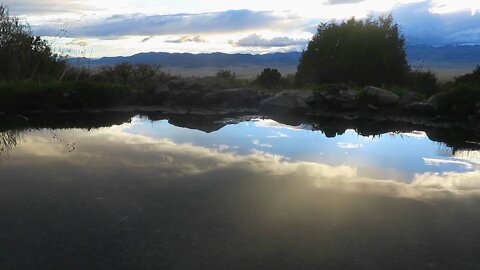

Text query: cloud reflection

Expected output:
[3,122,480,200]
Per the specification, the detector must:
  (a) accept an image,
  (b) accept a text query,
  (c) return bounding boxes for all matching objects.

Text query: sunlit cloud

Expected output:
[252,139,273,148]
[266,132,290,138]
[337,142,363,149]
[423,157,473,170]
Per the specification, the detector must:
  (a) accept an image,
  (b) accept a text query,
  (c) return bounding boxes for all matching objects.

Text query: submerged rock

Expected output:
[363,86,400,106]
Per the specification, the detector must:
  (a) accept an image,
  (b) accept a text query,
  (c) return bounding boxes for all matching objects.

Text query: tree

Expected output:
[0,4,65,81]
[254,68,284,89]
[296,15,410,87]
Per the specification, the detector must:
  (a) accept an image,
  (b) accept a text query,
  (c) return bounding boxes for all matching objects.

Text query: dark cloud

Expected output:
[325,0,365,5]
[166,36,206,43]
[2,0,91,15]
[233,34,308,47]
[393,1,480,45]
[33,10,303,38]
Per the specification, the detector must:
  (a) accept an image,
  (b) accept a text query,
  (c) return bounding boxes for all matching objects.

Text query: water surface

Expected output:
[1,115,480,269]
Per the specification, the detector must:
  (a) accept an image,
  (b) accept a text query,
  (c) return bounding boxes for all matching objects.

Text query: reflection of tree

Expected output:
[0,130,22,157]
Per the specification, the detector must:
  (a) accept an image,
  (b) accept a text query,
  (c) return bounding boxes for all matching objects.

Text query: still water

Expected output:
[1,115,480,269]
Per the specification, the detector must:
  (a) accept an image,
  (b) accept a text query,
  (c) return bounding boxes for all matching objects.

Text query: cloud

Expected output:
[423,158,473,169]
[2,0,91,15]
[393,1,480,45]
[266,132,290,138]
[325,0,365,5]
[233,34,308,48]
[33,9,304,38]
[337,142,363,149]
[166,36,206,43]
[252,139,273,148]
[7,122,480,199]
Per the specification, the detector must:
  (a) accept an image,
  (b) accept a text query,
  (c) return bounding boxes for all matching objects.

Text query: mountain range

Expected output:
[69,45,480,79]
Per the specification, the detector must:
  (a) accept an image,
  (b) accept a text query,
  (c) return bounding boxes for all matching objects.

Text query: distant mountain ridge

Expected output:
[69,45,480,70]
[69,52,303,68]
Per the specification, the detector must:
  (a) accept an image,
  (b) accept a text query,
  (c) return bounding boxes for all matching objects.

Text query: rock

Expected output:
[164,90,210,108]
[426,92,449,110]
[367,104,379,111]
[320,88,359,110]
[201,88,260,108]
[168,78,203,91]
[294,90,317,105]
[260,91,310,112]
[363,86,400,106]
[399,91,418,107]
[153,83,170,95]
[405,101,438,115]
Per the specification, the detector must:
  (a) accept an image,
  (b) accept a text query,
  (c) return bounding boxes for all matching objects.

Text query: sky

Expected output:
[4,0,480,57]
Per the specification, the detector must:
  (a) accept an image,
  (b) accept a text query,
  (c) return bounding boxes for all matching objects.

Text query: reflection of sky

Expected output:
[123,117,477,182]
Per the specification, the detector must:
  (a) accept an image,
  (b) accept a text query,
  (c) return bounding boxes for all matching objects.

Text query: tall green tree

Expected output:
[296,15,410,87]
[0,4,65,81]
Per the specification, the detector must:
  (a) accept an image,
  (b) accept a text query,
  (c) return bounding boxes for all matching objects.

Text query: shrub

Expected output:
[296,15,409,87]
[254,68,285,89]
[216,69,236,80]
[0,81,134,111]
[407,70,439,97]
[0,5,66,81]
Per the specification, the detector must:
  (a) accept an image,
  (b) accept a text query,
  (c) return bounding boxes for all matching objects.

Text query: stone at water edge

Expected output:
[363,86,400,106]
[201,88,261,108]
[405,102,438,115]
[260,91,310,112]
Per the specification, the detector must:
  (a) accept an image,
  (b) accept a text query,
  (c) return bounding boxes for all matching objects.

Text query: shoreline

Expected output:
[2,105,480,151]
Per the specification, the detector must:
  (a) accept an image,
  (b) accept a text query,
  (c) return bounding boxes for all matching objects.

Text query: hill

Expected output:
[69,45,480,79]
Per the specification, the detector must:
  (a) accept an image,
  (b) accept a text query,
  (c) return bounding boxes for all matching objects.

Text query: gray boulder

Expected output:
[398,91,418,107]
[363,86,400,106]
[405,101,438,115]
[293,90,317,105]
[426,92,449,110]
[201,88,260,108]
[261,91,310,112]
[320,88,359,110]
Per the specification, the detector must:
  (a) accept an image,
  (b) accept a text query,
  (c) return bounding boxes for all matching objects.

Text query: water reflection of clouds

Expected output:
[4,122,480,199]
[337,142,363,149]
[423,157,474,170]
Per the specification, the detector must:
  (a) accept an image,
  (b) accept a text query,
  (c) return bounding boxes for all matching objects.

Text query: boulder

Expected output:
[320,88,359,110]
[168,78,203,91]
[294,90,317,105]
[426,92,449,110]
[398,91,418,107]
[153,83,170,95]
[363,86,400,106]
[405,101,438,115]
[164,90,210,108]
[260,91,310,112]
[201,88,261,108]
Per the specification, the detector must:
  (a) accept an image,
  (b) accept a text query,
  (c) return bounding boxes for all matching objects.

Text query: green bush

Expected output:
[435,66,480,116]
[407,70,439,97]
[0,81,134,111]
[254,68,285,89]
[0,5,66,81]
[296,15,409,87]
